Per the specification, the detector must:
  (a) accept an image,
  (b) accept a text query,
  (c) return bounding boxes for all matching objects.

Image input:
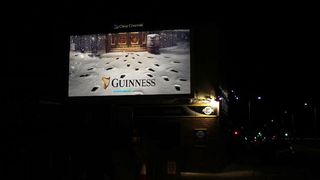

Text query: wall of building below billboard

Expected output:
[134,116,228,173]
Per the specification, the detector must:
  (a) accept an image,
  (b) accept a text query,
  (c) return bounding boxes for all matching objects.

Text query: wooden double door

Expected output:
[107,32,147,52]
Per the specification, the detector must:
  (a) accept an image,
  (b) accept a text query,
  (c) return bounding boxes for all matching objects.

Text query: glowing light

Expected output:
[202,99,210,104]
[202,106,214,115]
[209,99,219,109]
[304,102,308,106]
[234,131,239,135]
[285,133,288,137]
[191,97,219,115]
[271,119,274,123]
[257,96,262,100]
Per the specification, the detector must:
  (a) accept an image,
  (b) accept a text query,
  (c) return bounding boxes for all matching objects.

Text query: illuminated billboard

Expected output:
[68,29,190,97]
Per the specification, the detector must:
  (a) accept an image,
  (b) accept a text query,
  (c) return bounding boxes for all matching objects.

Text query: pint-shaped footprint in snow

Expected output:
[102,76,110,90]
[146,73,153,77]
[174,85,181,91]
[162,76,169,81]
[80,74,90,77]
[179,78,187,81]
[91,86,99,92]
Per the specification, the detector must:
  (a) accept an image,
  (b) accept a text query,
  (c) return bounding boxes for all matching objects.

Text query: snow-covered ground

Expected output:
[68,42,190,96]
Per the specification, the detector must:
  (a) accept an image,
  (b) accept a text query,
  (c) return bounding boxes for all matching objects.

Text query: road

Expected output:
[179,139,320,180]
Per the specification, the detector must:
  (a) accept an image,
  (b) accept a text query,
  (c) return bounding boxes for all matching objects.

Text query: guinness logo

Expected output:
[102,76,111,90]
[111,78,156,87]
[102,76,157,92]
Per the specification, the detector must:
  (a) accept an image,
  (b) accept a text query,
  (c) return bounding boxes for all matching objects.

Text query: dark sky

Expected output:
[220,11,318,104]
[4,4,318,105]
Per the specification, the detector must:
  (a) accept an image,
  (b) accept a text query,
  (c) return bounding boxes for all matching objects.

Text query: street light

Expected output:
[248,96,263,122]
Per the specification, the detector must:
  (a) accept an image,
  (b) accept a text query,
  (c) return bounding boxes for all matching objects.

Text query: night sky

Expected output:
[221,11,318,105]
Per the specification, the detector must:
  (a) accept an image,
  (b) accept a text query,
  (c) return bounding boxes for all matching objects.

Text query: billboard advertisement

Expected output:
[68,29,190,97]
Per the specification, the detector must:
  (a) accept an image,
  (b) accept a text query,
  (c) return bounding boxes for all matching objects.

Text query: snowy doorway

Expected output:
[106,32,147,52]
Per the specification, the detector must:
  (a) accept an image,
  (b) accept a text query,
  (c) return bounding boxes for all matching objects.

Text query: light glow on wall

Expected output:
[190,97,220,116]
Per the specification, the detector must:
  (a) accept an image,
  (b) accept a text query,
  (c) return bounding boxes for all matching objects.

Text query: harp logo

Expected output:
[102,76,111,90]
